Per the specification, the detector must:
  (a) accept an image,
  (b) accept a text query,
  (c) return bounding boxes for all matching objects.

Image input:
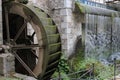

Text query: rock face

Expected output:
[108,52,120,62]
[82,12,120,63]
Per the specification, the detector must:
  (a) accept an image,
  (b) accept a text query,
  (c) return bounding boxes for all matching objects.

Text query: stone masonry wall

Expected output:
[48,0,74,58]
[47,0,82,58]
[0,53,15,76]
[28,0,49,13]
[28,0,83,58]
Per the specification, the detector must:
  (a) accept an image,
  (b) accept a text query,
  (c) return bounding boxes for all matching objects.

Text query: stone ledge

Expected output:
[13,73,37,80]
[0,53,15,77]
[0,77,20,80]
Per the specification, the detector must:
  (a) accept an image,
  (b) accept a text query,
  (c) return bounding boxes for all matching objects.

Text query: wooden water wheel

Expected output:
[3,2,61,80]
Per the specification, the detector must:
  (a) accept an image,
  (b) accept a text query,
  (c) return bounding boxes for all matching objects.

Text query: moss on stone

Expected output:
[75,2,85,14]
[0,77,20,80]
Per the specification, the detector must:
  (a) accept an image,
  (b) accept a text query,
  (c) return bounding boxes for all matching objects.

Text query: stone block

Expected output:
[67,27,72,34]
[60,9,72,16]
[69,39,75,45]
[56,0,64,8]
[54,10,61,15]
[61,34,67,39]
[7,54,15,62]
[0,53,15,77]
[64,0,72,8]
[61,28,67,34]
[68,33,74,39]
[62,39,68,49]
[13,73,37,80]
[62,16,72,22]
[61,22,67,29]
[23,77,37,80]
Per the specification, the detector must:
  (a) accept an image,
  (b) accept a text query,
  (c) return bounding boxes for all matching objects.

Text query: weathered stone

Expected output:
[13,73,37,80]
[62,39,67,49]
[64,0,72,8]
[23,77,37,80]
[62,16,73,22]
[0,53,15,77]
[60,9,72,16]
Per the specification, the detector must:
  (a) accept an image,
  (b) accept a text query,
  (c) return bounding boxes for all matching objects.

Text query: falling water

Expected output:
[84,13,120,64]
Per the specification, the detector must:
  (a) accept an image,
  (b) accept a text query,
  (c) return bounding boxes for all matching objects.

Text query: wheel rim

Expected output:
[3,2,48,78]
[3,2,61,79]
[3,2,61,80]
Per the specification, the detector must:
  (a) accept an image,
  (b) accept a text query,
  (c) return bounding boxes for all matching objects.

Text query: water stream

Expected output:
[84,13,120,64]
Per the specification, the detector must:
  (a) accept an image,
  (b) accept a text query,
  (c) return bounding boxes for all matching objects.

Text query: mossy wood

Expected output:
[3,2,61,80]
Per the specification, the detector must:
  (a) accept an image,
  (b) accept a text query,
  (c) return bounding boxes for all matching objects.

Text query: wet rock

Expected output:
[108,52,120,63]
[99,58,111,65]
[23,77,37,80]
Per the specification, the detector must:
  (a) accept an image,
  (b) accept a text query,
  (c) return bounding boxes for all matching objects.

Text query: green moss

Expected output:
[44,26,57,34]
[68,49,84,72]
[69,57,114,79]
[75,2,86,13]
[51,56,70,80]
[0,77,20,80]
[67,47,115,79]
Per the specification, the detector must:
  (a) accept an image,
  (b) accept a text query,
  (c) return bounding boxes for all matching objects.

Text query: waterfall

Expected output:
[84,13,120,64]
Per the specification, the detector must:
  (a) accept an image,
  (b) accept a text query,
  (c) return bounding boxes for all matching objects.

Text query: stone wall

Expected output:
[28,0,83,58]
[83,13,120,64]
[47,0,82,58]
[28,0,49,13]
[48,0,75,58]
[0,53,15,76]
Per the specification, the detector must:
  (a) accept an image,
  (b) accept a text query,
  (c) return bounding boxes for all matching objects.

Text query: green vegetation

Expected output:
[52,50,115,80]
[78,58,114,80]
[51,56,70,80]
[0,77,20,80]
[68,49,84,72]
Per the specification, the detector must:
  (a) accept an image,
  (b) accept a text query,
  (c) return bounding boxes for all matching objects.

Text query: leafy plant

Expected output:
[51,56,70,79]
[69,57,114,80]
[68,49,84,72]
[52,50,115,80]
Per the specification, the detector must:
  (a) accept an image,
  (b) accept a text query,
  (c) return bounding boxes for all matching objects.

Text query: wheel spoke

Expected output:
[12,44,44,50]
[12,51,37,78]
[4,7,10,43]
[13,20,28,42]
[32,32,35,38]
[31,50,38,59]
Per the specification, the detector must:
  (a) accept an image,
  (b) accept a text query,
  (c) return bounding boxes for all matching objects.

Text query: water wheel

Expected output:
[3,2,61,80]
